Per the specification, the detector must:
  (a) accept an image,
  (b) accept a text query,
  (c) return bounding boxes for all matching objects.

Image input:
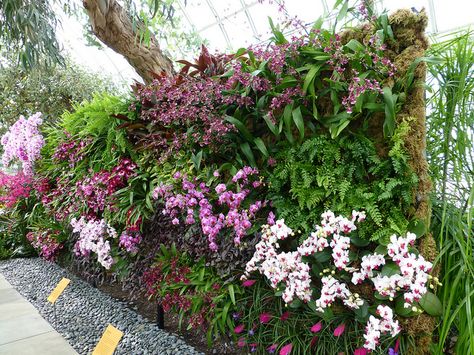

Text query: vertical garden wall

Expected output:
[0,4,451,355]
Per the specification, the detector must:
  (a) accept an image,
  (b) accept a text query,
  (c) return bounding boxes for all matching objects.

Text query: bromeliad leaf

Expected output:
[383,87,396,137]
[303,65,321,94]
[345,39,365,52]
[225,115,253,141]
[240,142,257,167]
[292,106,305,141]
[254,137,269,157]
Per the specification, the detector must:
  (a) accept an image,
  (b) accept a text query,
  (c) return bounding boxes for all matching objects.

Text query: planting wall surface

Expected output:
[0,5,444,355]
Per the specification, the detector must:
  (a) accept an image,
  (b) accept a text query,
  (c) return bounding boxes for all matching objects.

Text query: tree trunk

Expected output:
[82,0,174,83]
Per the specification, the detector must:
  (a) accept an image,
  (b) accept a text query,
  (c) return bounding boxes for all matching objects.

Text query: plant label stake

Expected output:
[92,324,123,355]
[47,277,71,322]
[157,303,165,329]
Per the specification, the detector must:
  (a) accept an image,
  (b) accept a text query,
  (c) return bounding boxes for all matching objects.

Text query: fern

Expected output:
[268,131,418,241]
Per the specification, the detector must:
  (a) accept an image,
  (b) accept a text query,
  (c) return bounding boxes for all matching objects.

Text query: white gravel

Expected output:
[0,258,203,355]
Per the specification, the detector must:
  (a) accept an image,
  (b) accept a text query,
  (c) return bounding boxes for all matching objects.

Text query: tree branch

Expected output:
[83,0,175,83]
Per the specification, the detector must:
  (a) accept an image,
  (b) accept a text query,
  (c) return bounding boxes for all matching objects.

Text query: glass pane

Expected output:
[222,12,255,49]
[434,0,474,33]
[185,1,216,31]
[200,25,230,52]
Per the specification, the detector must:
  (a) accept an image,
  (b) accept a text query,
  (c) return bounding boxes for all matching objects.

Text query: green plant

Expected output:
[143,244,242,345]
[268,128,417,242]
[425,30,474,355]
[0,57,117,138]
[0,195,37,258]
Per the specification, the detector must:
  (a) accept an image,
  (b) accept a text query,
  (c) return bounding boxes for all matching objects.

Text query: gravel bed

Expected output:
[0,258,203,355]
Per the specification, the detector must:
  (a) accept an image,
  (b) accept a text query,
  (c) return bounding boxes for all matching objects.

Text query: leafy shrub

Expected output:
[0,58,117,137]
[143,245,242,344]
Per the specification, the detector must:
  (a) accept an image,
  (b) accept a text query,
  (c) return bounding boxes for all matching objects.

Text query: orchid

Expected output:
[243,210,434,353]
[363,305,400,351]
[153,167,264,251]
[26,230,63,261]
[70,216,117,269]
[1,112,44,176]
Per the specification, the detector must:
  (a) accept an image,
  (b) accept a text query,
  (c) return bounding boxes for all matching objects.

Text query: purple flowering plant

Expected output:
[152,166,267,252]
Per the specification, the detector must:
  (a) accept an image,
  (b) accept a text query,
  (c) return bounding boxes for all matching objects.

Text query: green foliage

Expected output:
[146,245,241,345]
[40,93,135,176]
[426,31,474,355]
[113,169,155,227]
[0,0,62,68]
[0,196,37,259]
[268,130,417,241]
[0,58,117,138]
[36,93,139,237]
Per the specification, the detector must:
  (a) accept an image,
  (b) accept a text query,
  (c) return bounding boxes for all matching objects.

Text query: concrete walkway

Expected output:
[0,273,77,355]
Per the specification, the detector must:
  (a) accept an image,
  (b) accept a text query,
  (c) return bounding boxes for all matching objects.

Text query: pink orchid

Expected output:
[310,321,322,333]
[234,324,245,334]
[260,312,272,323]
[333,323,345,337]
[354,348,368,355]
[237,338,246,347]
[280,343,293,355]
[280,311,290,321]
[267,344,278,353]
[242,279,257,287]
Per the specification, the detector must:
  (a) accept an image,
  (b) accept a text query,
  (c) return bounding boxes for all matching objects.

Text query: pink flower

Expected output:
[354,348,368,355]
[333,323,345,337]
[237,337,246,347]
[215,183,227,194]
[280,311,290,321]
[267,344,278,353]
[259,313,272,323]
[242,279,257,287]
[310,322,322,333]
[280,343,293,355]
[234,324,245,334]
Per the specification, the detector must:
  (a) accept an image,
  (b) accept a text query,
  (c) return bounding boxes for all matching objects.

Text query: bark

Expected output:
[82,0,174,83]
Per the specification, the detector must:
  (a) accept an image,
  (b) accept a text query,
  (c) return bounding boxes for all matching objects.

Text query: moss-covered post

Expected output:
[388,9,438,354]
[341,8,437,353]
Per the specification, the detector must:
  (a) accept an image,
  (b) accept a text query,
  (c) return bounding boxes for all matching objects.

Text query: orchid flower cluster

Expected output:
[342,70,383,113]
[364,305,401,351]
[135,74,255,160]
[152,167,265,251]
[243,211,366,304]
[377,233,432,307]
[70,216,117,269]
[52,134,93,167]
[0,171,32,207]
[242,220,312,303]
[26,230,63,261]
[243,210,433,351]
[118,230,142,253]
[75,158,137,214]
[1,112,44,176]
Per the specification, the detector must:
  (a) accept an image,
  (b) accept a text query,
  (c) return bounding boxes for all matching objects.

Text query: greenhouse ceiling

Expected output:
[60,0,474,84]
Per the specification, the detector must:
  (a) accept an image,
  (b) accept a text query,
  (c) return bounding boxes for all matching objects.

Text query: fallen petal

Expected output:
[280,343,293,355]
[333,323,345,337]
